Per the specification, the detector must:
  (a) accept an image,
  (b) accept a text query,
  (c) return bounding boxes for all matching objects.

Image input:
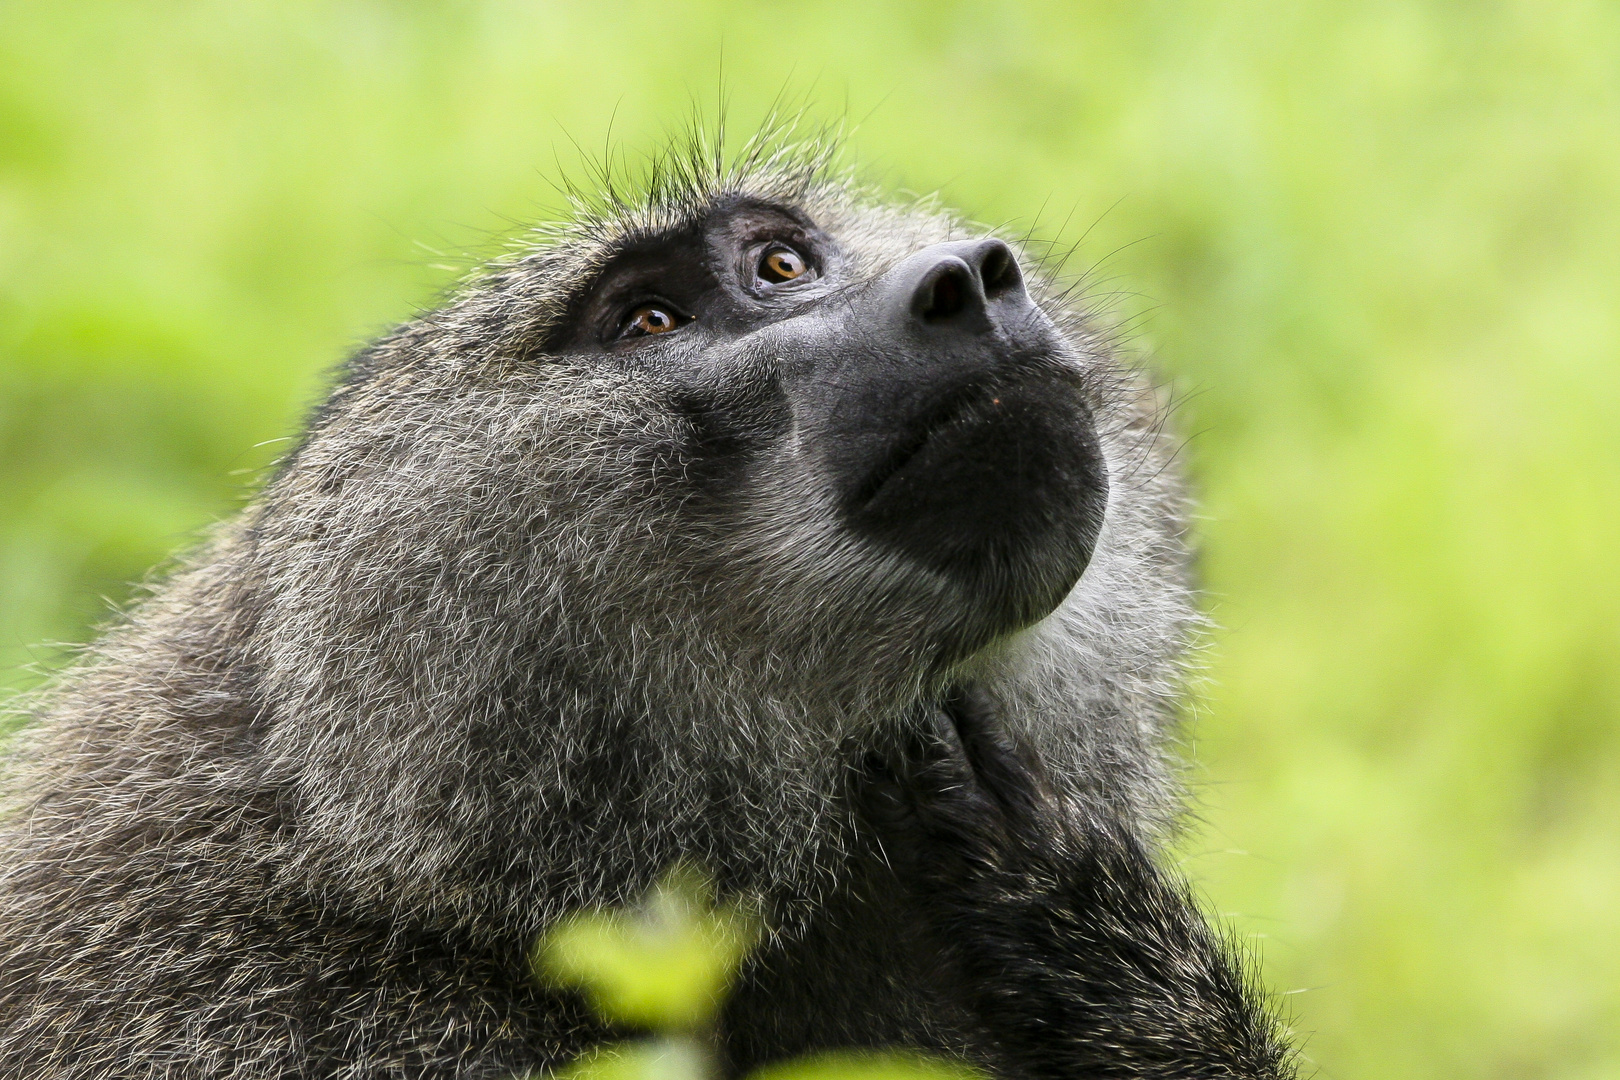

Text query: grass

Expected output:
[2,2,1618,1076]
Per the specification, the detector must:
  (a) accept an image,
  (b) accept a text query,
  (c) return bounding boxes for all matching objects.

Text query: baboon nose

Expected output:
[903,239,1029,330]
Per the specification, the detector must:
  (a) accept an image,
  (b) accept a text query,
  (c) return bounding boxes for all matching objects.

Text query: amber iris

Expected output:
[759,246,807,284]
[626,305,679,336]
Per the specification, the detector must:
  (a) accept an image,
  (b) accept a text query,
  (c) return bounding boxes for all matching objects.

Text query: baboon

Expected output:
[0,138,1296,1079]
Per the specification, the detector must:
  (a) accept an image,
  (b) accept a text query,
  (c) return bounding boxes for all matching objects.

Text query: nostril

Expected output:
[980,243,1023,299]
[917,261,975,323]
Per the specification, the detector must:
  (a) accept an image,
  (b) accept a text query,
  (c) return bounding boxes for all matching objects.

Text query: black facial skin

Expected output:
[552,198,1110,643]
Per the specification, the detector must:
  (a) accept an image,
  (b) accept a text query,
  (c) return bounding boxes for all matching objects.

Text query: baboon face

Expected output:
[544,195,1108,657]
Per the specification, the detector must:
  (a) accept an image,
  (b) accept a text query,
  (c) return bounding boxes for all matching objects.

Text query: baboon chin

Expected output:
[0,142,1294,1078]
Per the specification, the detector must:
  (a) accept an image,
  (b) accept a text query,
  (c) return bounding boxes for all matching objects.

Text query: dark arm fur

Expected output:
[861,688,1296,1080]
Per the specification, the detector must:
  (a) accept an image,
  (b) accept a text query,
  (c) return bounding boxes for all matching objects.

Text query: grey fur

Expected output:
[0,138,1227,1078]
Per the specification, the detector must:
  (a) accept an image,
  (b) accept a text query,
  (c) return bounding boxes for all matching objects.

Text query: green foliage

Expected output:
[3,3,1618,1077]
[547,1037,977,1080]
[538,867,760,1032]
[547,1041,712,1080]
[748,1053,980,1080]
[534,869,976,1080]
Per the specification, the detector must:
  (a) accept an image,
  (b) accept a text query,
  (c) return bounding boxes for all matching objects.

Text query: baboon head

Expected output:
[240,145,1193,934]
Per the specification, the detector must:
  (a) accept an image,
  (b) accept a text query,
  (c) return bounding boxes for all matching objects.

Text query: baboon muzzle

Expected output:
[791,238,1110,633]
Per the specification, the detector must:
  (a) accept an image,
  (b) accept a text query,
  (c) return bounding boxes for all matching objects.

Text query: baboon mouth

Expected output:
[851,386,987,510]
[841,354,1108,635]
[850,356,1073,514]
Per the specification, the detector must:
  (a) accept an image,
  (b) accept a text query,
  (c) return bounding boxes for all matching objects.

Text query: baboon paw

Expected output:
[940,684,1058,833]
[860,684,1058,880]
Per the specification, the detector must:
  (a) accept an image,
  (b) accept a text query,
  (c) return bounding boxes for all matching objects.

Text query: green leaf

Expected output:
[535,865,761,1030]
[541,1038,711,1080]
[746,1050,985,1080]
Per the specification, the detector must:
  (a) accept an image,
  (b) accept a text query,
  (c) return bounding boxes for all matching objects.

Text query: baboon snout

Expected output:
[790,238,1109,634]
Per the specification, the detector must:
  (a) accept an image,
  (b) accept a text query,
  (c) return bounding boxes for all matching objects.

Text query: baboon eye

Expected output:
[621,303,684,339]
[756,245,810,286]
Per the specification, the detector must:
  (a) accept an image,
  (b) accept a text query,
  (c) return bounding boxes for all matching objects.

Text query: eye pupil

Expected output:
[759,246,807,284]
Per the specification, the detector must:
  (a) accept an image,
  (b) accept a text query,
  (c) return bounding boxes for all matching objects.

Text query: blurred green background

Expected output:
[2,2,1617,1076]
